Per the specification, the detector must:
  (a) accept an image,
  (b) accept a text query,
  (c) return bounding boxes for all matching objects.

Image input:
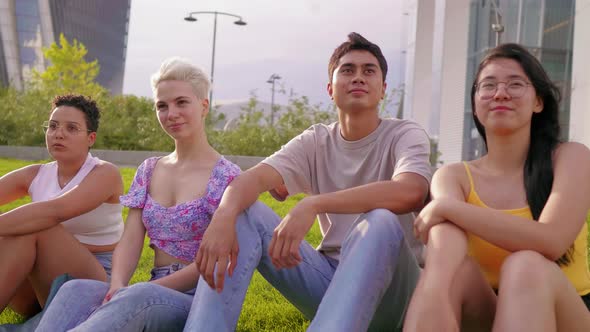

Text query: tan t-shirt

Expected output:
[262,118,432,261]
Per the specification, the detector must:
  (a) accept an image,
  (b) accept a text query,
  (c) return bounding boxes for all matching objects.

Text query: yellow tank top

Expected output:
[463,162,590,295]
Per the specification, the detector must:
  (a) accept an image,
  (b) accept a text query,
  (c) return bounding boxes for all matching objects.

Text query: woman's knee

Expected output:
[0,231,35,247]
[116,282,178,304]
[0,225,65,249]
[119,282,156,298]
[58,279,109,299]
[35,224,72,243]
[108,282,192,316]
[499,250,556,289]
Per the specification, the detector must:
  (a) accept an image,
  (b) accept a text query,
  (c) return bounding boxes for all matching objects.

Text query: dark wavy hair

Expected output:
[52,94,100,132]
[470,43,571,265]
[328,32,388,83]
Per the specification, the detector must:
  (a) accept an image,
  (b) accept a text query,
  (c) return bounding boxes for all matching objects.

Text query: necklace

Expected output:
[58,176,71,188]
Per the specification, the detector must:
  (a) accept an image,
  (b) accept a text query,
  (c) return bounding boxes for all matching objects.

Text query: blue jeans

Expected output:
[35,264,194,332]
[94,251,114,280]
[184,201,420,332]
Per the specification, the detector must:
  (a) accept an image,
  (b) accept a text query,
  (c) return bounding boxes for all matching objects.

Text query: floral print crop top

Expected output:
[120,156,241,262]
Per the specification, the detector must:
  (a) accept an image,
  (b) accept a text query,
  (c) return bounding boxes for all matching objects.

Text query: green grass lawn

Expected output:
[0,158,319,331]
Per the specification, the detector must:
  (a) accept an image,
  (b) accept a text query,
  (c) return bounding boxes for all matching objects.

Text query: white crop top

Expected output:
[28,153,124,246]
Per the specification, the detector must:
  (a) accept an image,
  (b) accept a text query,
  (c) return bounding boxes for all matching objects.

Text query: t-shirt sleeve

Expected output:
[261,127,315,198]
[120,158,153,209]
[392,128,433,183]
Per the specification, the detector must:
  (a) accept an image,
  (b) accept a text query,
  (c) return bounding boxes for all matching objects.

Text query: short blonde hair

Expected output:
[150,57,210,100]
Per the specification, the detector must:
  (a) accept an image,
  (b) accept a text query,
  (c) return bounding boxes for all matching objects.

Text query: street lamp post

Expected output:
[184,11,247,111]
[266,73,281,126]
[489,0,504,46]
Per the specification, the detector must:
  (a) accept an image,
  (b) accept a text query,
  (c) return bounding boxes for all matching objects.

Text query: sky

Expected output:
[122,0,406,108]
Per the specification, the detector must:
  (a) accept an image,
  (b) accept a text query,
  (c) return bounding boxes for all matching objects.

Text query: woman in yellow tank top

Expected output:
[404,43,590,332]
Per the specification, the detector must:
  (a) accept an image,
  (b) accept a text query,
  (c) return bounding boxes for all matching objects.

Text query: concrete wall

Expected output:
[0,145,265,170]
[0,0,23,89]
[569,0,590,147]
[404,0,435,132]
[437,0,470,164]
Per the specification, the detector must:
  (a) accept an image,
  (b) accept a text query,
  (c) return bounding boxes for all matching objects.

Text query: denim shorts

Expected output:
[150,263,196,295]
[93,251,113,280]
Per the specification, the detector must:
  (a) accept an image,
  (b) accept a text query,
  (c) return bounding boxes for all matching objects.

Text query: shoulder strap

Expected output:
[462,161,475,192]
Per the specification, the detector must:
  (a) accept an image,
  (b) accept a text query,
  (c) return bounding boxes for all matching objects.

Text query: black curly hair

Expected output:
[52,94,100,132]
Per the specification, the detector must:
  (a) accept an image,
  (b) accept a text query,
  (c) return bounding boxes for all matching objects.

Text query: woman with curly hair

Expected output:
[0,95,124,318]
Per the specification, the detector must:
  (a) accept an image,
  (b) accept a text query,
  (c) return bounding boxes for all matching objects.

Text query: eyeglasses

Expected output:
[42,121,92,135]
[475,79,532,99]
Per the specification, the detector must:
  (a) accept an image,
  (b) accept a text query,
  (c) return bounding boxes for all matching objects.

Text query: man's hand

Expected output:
[268,197,317,269]
[195,210,239,293]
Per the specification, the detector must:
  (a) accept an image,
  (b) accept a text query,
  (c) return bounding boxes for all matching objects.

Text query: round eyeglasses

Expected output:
[42,121,92,135]
[475,79,532,99]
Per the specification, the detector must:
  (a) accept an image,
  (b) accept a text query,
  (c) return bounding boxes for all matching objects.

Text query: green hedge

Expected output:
[0,87,335,157]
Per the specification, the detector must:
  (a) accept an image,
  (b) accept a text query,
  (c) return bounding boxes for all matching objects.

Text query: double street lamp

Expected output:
[184,11,247,111]
[267,73,281,126]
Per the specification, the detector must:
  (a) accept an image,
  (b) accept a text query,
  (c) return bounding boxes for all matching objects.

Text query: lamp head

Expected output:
[267,74,281,83]
[234,19,247,26]
[491,23,504,32]
[184,16,197,22]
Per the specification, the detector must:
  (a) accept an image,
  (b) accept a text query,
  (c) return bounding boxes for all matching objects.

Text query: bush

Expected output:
[0,87,337,157]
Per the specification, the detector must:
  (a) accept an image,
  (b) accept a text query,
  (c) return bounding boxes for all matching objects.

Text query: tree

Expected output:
[30,34,106,99]
[0,34,110,148]
[379,85,404,118]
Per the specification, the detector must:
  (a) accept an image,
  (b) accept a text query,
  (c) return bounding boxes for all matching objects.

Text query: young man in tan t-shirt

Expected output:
[187,32,432,331]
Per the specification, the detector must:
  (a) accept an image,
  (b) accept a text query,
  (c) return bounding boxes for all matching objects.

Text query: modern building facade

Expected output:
[0,0,130,94]
[404,0,589,164]
[0,25,8,87]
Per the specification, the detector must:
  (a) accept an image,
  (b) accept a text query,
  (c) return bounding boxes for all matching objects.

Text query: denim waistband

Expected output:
[150,263,187,281]
[150,263,196,295]
[93,251,113,281]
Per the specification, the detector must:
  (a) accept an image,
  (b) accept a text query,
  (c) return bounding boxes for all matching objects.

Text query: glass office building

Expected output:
[462,0,575,160]
[0,0,130,94]
[49,0,130,94]
[0,26,7,87]
[15,0,45,82]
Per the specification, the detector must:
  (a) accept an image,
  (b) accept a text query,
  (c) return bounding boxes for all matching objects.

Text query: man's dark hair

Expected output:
[328,32,388,83]
[52,94,100,132]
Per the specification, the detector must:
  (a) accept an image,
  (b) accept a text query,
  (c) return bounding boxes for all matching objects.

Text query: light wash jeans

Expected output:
[35,263,194,332]
[184,201,420,332]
